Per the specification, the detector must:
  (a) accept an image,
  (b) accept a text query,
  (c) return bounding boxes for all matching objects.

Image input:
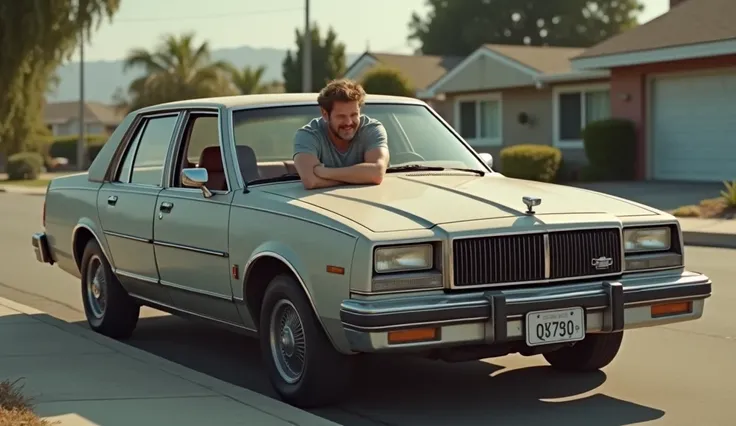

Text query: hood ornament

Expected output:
[522,196,541,214]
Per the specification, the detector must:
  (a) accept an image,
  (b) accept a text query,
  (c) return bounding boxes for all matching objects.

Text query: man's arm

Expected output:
[314,146,389,185]
[293,152,343,189]
[313,120,390,185]
[293,127,343,189]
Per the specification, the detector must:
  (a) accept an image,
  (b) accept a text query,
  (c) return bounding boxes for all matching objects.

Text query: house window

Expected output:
[456,96,502,146]
[555,87,611,147]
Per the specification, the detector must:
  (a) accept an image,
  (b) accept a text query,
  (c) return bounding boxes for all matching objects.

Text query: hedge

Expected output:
[500,144,562,182]
[582,118,637,180]
[6,152,44,181]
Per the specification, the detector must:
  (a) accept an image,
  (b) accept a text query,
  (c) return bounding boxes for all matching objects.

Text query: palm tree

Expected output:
[120,32,236,111]
[225,64,268,95]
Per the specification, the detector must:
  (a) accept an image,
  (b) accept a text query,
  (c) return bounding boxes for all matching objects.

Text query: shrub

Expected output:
[500,144,562,182]
[48,134,109,165]
[582,118,637,180]
[361,67,415,97]
[6,152,44,181]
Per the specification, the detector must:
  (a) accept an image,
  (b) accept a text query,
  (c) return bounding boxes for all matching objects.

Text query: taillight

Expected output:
[42,199,46,228]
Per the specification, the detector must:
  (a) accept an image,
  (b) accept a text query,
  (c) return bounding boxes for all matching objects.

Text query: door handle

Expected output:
[107,195,118,206]
[159,202,174,213]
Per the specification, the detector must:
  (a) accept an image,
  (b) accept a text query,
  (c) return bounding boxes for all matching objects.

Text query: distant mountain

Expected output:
[48,45,362,103]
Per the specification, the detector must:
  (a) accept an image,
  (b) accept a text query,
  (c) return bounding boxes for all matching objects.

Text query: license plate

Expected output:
[525,307,585,346]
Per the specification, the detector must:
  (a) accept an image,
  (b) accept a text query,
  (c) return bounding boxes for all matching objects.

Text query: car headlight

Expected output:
[624,227,671,252]
[374,244,433,273]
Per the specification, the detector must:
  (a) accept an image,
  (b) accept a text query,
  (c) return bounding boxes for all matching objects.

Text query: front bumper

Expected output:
[31,232,54,265]
[340,270,712,352]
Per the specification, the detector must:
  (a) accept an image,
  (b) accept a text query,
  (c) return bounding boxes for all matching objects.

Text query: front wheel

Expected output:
[80,239,140,339]
[543,331,624,371]
[259,274,353,408]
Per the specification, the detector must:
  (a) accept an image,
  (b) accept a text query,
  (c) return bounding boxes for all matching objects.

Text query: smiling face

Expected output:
[322,100,361,141]
[317,79,366,143]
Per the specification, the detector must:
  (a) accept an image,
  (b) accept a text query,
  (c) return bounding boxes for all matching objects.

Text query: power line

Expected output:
[114,7,302,23]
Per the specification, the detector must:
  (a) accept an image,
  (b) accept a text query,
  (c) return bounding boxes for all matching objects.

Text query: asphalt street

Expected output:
[2,192,734,425]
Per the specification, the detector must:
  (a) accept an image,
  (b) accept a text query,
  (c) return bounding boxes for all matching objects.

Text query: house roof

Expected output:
[344,52,464,92]
[421,43,597,96]
[483,44,586,74]
[43,101,126,125]
[572,0,736,69]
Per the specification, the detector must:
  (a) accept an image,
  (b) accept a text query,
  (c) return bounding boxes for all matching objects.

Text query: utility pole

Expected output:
[302,0,311,93]
[76,27,86,170]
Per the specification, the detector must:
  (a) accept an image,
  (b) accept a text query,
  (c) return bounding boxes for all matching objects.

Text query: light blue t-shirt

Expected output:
[292,115,388,168]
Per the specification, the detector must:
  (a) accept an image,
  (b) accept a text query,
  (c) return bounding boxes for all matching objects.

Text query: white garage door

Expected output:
[651,71,736,182]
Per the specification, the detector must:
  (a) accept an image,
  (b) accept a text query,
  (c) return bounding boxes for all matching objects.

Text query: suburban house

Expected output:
[43,101,126,137]
[344,0,734,183]
[569,0,736,182]
[417,43,611,169]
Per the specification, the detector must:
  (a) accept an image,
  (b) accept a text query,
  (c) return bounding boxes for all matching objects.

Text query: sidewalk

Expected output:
[0,297,339,426]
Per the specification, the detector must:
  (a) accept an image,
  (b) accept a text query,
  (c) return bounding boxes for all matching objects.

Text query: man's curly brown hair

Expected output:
[317,79,366,114]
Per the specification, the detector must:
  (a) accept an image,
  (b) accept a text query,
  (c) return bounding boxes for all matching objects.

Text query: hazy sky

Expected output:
[80,0,671,62]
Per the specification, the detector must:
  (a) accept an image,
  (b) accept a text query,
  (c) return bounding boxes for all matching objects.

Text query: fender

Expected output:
[241,240,355,354]
[72,220,113,271]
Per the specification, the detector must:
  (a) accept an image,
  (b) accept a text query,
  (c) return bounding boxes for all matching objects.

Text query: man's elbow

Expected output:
[369,168,385,185]
[301,177,318,189]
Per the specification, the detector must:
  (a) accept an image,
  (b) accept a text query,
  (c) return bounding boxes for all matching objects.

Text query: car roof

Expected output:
[148,93,427,110]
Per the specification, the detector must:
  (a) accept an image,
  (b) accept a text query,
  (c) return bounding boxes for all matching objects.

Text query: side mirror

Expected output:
[478,152,493,168]
[181,168,213,198]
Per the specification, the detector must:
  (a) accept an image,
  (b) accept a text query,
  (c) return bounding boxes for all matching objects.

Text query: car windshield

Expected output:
[228,103,488,181]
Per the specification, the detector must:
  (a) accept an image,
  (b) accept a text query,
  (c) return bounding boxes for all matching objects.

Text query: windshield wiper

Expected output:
[386,164,485,176]
[243,173,301,193]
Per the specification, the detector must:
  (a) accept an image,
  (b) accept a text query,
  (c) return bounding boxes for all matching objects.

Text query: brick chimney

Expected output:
[670,0,688,8]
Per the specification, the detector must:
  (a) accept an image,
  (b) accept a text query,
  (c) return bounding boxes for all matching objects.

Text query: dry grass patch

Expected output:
[672,181,736,219]
[0,379,54,426]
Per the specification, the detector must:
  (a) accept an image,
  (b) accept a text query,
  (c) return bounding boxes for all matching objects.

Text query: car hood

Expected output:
[261,174,660,232]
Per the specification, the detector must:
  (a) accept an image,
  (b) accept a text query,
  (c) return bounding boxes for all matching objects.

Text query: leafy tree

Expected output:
[282,24,347,93]
[117,32,236,112]
[361,67,415,97]
[408,0,644,56]
[0,0,121,157]
[225,64,269,94]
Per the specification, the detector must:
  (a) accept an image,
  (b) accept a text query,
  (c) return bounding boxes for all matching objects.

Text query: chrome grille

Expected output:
[452,228,622,287]
[452,234,545,287]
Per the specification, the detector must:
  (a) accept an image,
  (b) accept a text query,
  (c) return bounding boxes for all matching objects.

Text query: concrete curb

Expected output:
[683,231,736,250]
[0,296,341,426]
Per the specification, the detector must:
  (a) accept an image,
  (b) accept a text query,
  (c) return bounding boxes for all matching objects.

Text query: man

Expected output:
[292,79,390,189]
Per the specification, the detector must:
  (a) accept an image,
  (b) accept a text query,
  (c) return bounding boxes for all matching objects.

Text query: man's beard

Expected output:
[328,121,357,142]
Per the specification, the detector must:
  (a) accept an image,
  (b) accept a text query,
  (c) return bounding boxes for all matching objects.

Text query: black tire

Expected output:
[259,274,353,408]
[80,239,140,339]
[543,331,624,371]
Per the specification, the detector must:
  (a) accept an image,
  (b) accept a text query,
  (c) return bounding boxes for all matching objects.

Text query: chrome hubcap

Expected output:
[269,299,306,384]
[85,255,107,319]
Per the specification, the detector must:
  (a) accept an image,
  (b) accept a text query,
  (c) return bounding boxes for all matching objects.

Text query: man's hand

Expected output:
[293,153,343,189]
[313,146,389,185]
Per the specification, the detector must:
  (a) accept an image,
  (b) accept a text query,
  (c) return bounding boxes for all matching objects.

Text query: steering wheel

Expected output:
[390,151,425,164]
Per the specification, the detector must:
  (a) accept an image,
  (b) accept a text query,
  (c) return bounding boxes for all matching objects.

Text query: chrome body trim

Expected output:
[104,230,151,244]
[153,240,228,258]
[115,269,159,285]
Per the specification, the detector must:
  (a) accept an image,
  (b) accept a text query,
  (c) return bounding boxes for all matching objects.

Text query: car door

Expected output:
[97,112,182,304]
[152,109,242,325]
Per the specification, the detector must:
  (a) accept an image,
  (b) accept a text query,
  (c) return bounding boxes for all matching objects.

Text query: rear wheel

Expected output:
[543,331,624,371]
[80,239,140,339]
[259,274,353,408]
